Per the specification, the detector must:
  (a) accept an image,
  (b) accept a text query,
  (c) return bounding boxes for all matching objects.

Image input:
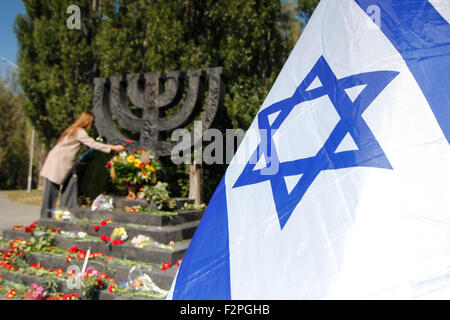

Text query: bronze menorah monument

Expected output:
[93,67,225,156]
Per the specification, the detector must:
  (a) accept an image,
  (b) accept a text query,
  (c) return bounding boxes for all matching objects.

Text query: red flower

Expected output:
[111,239,118,246]
[108,285,116,293]
[100,235,107,242]
[118,239,124,245]
[132,150,138,154]
[65,256,73,263]
[125,140,132,145]
[96,278,105,288]
[160,261,172,271]
[122,208,126,212]
[93,225,100,232]
[106,162,112,168]
[66,246,79,254]
[140,147,145,151]
[100,219,112,226]
[6,289,16,299]
[24,227,32,233]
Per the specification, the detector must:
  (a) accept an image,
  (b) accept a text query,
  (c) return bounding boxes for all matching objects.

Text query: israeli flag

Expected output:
[170,0,450,299]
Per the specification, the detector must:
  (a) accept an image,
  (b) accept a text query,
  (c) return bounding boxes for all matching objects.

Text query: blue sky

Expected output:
[0,1,26,67]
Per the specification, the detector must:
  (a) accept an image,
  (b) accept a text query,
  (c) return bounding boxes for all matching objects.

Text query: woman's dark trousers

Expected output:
[40,174,78,218]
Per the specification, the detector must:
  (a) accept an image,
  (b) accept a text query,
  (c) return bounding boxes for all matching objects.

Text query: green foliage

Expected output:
[138,181,176,210]
[296,0,320,22]
[181,202,206,211]
[81,274,101,299]
[15,0,103,147]
[22,235,55,254]
[41,278,59,295]
[0,75,32,189]
[279,0,303,49]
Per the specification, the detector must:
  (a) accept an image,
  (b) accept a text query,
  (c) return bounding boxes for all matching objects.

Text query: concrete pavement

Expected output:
[0,194,41,233]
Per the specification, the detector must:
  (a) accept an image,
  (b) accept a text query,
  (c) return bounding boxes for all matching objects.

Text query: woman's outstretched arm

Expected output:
[77,128,125,153]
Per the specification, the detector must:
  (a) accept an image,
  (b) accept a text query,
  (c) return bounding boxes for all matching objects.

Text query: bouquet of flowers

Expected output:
[111,227,128,242]
[107,146,162,199]
[127,267,168,297]
[100,227,128,246]
[131,234,151,248]
[137,181,176,210]
[52,210,76,222]
[130,234,175,251]
[24,283,45,300]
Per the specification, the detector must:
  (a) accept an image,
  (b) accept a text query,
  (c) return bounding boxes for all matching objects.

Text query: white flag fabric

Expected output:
[170,0,450,299]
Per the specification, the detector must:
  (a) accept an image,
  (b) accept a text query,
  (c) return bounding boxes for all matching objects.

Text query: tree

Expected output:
[296,0,320,23]
[94,0,288,129]
[14,0,104,148]
[279,0,303,51]
[0,74,30,189]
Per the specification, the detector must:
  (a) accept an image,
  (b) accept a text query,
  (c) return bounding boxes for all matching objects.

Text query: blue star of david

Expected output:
[233,56,399,229]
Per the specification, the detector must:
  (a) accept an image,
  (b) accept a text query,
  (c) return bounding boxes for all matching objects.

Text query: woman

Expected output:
[40,111,125,218]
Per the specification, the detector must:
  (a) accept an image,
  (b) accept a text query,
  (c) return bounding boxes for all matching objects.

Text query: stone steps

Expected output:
[38,217,200,243]
[113,197,194,211]
[2,229,189,265]
[1,250,176,290]
[70,207,204,227]
[0,270,158,300]
[0,197,204,300]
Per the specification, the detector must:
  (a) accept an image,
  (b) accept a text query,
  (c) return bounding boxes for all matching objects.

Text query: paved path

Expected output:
[0,194,41,233]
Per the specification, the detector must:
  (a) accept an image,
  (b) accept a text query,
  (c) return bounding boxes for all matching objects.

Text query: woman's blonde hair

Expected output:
[58,111,95,143]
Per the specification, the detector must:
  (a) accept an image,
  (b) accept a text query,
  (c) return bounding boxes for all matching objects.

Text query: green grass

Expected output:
[0,189,44,206]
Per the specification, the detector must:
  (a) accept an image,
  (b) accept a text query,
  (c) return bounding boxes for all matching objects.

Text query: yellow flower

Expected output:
[112,227,126,237]
[55,211,63,221]
[134,159,142,168]
[141,171,149,179]
[147,165,155,172]
[127,155,136,163]
[145,164,151,171]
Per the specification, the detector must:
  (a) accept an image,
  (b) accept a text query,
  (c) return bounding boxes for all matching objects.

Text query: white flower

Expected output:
[131,234,150,248]
[76,232,87,238]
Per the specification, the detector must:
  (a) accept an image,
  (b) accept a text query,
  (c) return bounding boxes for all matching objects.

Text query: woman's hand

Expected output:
[111,145,126,152]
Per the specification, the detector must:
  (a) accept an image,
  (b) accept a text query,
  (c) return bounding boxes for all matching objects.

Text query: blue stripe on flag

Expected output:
[173,177,231,299]
[356,0,450,142]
